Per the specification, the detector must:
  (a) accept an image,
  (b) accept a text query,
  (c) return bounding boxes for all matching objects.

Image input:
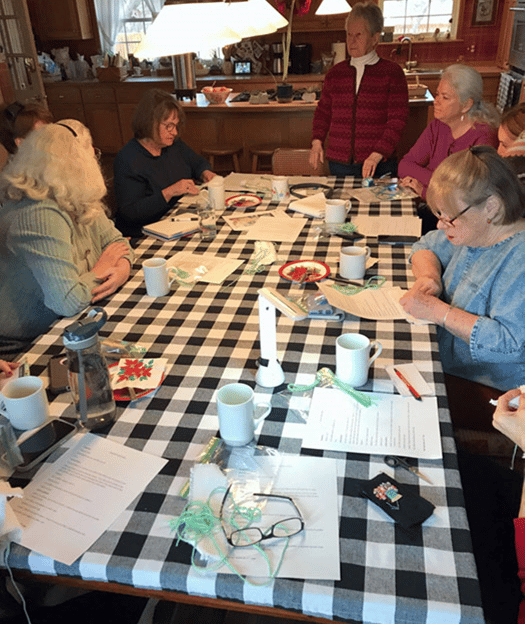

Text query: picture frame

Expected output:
[471,0,497,26]
[234,60,252,75]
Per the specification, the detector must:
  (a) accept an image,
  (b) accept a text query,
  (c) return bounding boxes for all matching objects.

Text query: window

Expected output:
[381,0,457,38]
[114,1,154,60]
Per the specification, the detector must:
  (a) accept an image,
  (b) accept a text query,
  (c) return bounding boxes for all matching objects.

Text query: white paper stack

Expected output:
[288,192,326,218]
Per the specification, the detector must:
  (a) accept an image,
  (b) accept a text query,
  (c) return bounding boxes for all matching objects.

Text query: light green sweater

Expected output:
[0,197,133,354]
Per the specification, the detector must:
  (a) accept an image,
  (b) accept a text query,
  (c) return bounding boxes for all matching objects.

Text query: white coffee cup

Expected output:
[0,376,49,430]
[272,176,289,202]
[339,245,371,280]
[217,383,272,446]
[203,176,225,211]
[336,333,382,387]
[325,199,349,225]
[143,258,175,297]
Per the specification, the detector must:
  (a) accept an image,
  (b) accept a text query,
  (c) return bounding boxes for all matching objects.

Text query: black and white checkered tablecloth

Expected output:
[4,180,484,624]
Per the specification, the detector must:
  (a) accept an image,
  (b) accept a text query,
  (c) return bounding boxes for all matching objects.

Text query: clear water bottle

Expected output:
[63,307,116,431]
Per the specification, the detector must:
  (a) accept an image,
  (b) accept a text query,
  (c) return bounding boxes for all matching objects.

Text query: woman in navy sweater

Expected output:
[113,89,216,237]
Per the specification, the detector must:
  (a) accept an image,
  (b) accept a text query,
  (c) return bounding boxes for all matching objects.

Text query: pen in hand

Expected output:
[394,368,422,401]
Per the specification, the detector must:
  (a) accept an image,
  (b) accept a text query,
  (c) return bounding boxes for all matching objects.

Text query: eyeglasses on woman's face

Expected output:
[433,203,473,227]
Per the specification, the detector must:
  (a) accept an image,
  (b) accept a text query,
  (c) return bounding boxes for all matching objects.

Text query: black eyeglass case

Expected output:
[359,472,435,530]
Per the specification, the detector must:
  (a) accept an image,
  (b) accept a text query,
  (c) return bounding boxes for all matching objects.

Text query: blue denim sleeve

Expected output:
[469,260,525,364]
[409,230,455,267]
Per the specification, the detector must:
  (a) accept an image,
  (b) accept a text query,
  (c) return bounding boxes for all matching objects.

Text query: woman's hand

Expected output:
[92,242,129,278]
[399,287,443,322]
[91,257,131,303]
[493,388,525,451]
[202,170,216,183]
[362,152,383,179]
[410,275,443,297]
[0,360,19,377]
[309,140,324,170]
[400,176,424,197]
[163,179,199,202]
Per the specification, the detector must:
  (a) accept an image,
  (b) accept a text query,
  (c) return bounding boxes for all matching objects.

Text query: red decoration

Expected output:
[276,0,311,17]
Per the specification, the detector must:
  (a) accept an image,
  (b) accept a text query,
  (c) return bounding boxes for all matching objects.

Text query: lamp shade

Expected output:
[315,0,350,15]
[135,1,288,60]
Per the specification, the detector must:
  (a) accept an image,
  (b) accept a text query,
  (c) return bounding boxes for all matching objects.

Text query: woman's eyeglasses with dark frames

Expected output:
[220,486,305,548]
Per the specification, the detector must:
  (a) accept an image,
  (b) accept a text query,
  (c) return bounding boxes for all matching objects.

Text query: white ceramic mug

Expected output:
[143,258,175,297]
[339,245,371,280]
[325,199,349,225]
[217,383,272,446]
[202,176,225,211]
[336,333,382,387]
[272,176,289,202]
[0,376,49,430]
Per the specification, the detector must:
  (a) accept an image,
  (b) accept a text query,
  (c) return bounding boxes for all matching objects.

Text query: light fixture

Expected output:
[134,1,288,99]
[315,0,350,15]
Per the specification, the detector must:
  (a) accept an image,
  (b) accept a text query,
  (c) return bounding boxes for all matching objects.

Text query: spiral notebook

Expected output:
[142,216,199,241]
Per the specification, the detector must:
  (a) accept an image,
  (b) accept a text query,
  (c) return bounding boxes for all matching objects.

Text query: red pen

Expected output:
[394,368,422,401]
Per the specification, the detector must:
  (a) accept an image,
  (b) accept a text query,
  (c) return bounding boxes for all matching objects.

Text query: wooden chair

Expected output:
[249,146,276,173]
[272,148,328,176]
[443,373,515,459]
[201,147,241,174]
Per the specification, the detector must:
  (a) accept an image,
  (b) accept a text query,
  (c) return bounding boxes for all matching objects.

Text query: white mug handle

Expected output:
[368,340,383,367]
[254,402,272,426]
[364,246,371,260]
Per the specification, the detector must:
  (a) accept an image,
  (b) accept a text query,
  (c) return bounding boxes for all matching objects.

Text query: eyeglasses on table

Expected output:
[220,486,305,548]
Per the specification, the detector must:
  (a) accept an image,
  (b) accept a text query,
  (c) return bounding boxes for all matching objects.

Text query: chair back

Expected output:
[272,148,328,176]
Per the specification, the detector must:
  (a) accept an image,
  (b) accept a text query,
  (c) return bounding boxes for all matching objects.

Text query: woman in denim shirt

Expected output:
[400,146,525,391]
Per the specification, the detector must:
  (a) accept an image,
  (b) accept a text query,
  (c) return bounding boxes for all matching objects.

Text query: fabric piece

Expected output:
[350,50,379,93]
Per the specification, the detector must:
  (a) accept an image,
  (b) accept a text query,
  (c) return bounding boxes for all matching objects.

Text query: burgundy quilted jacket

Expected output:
[312,58,409,164]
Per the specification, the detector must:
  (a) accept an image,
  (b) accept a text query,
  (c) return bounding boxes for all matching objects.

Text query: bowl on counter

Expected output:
[201,87,232,104]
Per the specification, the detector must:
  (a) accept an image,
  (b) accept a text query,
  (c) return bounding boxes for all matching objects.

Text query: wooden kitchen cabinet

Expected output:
[81,86,123,153]
[45,84,86,124]
[32,0,93,40]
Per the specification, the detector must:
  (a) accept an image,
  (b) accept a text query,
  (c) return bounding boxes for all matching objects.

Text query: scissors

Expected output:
[384,455,432,484]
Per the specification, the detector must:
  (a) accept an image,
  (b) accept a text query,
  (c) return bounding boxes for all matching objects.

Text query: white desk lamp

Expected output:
[256,288,307,388]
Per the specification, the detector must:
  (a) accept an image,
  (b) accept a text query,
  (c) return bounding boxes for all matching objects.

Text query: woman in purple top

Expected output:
[398,64,499,201]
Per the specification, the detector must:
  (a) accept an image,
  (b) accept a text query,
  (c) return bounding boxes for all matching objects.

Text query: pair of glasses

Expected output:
[433,203,472,226]
[220,486,304,547]
[161,121,177,133]
[4,102,24,123]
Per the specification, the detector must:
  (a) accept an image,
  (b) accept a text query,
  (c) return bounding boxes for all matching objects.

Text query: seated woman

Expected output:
[114,89,216,237]
[497,103,525,180]
[398,65,499,200]
[399,146,525,391]
[0,101,53,167]
[0,119,133,357]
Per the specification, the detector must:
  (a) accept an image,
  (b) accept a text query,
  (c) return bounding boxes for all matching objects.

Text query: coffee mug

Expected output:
[336,333,382,387]
[0,376,49,430]
[201,176,225,211]
[272,176,289,202]
[143,258,175,297]
[339,245,371,280]
[217,383,272,446]
[325,199,349,225]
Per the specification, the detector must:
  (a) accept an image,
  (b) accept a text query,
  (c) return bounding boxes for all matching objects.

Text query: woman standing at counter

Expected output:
[113,89,216,238]
[309,1,409,178]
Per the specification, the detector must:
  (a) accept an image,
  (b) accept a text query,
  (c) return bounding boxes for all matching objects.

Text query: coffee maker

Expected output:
[272,42,283,75]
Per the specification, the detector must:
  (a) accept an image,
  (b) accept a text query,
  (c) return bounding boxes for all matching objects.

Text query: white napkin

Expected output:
[111,358,168,391]
[288,192,326,218]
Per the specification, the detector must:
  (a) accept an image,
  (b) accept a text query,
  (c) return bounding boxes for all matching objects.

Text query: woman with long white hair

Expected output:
[0,119,133,356]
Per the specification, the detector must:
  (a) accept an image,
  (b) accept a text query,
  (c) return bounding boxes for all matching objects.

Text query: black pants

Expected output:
[457,447,523,624]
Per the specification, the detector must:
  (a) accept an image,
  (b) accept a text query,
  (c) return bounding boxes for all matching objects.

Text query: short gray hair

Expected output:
[441,64,500,128]
[345,1,383,35]
[427,146,525,225]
